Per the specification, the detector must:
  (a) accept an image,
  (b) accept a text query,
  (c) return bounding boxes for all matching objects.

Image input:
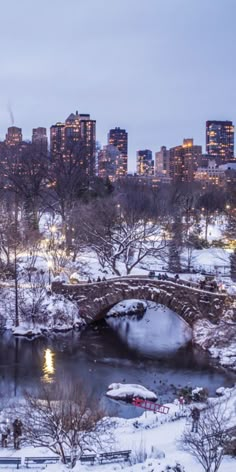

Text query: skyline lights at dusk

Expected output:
[0,0,235,170]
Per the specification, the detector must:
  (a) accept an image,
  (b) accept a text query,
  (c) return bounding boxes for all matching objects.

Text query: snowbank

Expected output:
[193,317,236,371]
[0,287,84,337]
[106,383,157,401]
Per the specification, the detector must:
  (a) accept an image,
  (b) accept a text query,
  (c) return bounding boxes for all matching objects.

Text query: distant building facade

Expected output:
[170,138,202,182]
[194,159,226,187]
[155,146,170,176]
[98,144,123,181]
[206,120,234,161]
[108,127,128,176]
[32,127,48,155]
[5,127,22,147]
[136,149,154,175]
[122,173,171,188]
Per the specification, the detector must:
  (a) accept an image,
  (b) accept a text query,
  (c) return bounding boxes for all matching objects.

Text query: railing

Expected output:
[62,275,227,296]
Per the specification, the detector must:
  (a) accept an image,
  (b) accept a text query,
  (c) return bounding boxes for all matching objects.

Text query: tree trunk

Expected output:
[14,245,19,327]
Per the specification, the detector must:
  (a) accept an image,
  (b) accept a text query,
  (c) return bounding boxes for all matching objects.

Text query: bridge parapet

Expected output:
[52,277,231,326]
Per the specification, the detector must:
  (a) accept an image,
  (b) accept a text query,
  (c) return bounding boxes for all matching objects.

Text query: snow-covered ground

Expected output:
[200,218,227,242]
[0,385,235,471]
[181,247,232,275]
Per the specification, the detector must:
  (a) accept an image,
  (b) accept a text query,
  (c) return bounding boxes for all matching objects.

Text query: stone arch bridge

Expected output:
[52,277,232,327]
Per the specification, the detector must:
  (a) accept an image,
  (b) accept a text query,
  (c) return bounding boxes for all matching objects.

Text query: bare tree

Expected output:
[0,144,48,231]
[0,200,17,271]
[78,197,167,276]
[180,403,231,472]
[23,380,112,468]
[47,146,90,250]
[19,272,47,327]
[196,189,226,242]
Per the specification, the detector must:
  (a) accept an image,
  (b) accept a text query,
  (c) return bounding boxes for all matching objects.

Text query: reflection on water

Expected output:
[0,302,234,418]
[42,348,55,383]
[106,302,192,357]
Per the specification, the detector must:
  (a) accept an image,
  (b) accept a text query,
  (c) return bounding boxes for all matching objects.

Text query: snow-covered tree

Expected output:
[78,197,167,276]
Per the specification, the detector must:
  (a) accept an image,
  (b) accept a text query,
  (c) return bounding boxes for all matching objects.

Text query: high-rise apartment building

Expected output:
[5,126,22,147]
[170,138,202,182]
[136,149,154,175]
[206,120,234,161]
[155,146,170,176]
[32,127,48,155]
[50,122,65,156]
[50,111,96,176]
[108,127,128,176]
[98,144,123,181]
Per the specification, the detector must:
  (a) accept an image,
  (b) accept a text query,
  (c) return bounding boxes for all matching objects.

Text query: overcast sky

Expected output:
[0,0,235,170]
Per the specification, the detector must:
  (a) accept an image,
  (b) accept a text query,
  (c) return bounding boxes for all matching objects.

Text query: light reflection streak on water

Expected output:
[42,348,55,383]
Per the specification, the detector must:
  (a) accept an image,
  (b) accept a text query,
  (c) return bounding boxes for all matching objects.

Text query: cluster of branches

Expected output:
[181,402,232,472]
[23,380,112,468]
[76,195,167,276]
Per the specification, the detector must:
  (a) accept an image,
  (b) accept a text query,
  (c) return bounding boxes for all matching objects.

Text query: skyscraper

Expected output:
[136,149,154,175]
[170,139,202,182]
[206,120,234,161]
[108,127,128,176]
[50,111,96,176]
[50,122,65,156]
[32,127,48,156]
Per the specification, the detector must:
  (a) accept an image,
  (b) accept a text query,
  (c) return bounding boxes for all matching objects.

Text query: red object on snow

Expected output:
[132,397,169,414]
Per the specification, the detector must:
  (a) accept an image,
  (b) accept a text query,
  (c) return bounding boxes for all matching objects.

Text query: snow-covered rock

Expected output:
[227,284,236,295]
[106,383,157,401]
[69,272,81,283]
[216,386,226,396]
[106,299,147,317]
[53,272,70,284]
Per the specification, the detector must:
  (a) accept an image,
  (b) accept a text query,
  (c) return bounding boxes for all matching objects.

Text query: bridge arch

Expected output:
[52,277,228,327]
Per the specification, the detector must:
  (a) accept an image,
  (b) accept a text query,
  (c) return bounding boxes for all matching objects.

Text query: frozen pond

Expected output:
[0,302,234,418]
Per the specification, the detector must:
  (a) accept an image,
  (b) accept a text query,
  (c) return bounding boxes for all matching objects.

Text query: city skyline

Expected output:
[1,0,236,171]
[1,114,235,172]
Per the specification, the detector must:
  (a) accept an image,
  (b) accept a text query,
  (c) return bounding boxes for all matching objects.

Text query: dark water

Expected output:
[0,303,234,418]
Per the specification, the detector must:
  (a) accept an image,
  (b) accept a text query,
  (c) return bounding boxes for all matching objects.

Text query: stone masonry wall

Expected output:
[52,278,229,326]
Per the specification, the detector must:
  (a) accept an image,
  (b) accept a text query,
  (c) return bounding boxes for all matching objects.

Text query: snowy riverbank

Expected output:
[193,314,236,372]
[0,286,84,337]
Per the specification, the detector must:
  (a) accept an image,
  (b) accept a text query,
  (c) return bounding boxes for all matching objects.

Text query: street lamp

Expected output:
[50,225,57,234]
[48,260,53,285]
